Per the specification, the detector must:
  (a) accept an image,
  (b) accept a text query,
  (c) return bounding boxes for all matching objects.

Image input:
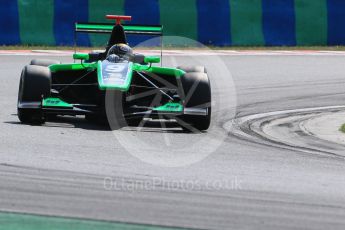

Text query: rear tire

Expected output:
[30,59,60,67]
[17,65,51,124]
[178,72,211,131]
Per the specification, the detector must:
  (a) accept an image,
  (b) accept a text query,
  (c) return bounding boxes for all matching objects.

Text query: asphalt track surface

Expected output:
[1,53,345,229]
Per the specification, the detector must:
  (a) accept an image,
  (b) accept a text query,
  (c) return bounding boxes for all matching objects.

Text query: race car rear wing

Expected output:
[75,22,163,35]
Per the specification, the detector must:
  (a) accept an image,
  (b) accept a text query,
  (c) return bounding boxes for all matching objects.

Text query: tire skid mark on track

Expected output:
[225,106,345,159]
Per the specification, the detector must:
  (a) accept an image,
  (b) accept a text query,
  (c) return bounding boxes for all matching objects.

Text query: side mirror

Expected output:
[144,56,160,64]
[73,53,89,61]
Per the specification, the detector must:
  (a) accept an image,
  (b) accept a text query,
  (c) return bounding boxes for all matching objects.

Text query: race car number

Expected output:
[100,61,131,89]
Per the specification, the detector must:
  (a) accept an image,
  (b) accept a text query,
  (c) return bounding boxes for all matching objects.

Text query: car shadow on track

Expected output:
[6,115,191,133]
[5,117,109,131]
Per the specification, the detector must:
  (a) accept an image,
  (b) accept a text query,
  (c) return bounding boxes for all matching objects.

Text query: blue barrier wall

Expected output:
[262,0,296,46]
[2,0,345,46]
[197,0,231,46]
[54,0,91,46]
[0,0,20,45]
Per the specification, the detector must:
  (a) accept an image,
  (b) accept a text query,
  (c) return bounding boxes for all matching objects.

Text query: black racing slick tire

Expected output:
[105,91,127,130]
[17,65,51,124]
[179,72,211,131]
[177,66,207,74]
[30,59,61,67]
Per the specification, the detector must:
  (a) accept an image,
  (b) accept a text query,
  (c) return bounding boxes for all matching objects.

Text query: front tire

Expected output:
[178,72,211,131]
[105,91,127,129]
[17,65,51,124]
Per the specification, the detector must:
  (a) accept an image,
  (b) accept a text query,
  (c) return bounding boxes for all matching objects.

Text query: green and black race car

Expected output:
[17,15,211,131]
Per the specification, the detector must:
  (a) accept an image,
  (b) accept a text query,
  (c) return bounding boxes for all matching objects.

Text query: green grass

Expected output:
[340,124,345,134]
[0,211,184,230]
[3,45,345,51]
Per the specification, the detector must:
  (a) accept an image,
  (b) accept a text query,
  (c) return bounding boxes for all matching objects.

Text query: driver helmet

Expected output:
[106,54,120,63]
[107,43,133,60]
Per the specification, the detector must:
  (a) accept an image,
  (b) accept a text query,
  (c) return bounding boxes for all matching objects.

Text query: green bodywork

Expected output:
[42,98,72,108]
[49,63,97,72]
[133,64,185,78]
[97,61,134,91]
[147,66,185,78]
[48,55,185,97]
[49,57,185,91]
[144,56,161,64]
[153,102,183,113]
[44,55,186,112]
[42,98,183,113]
[73,53,90,60]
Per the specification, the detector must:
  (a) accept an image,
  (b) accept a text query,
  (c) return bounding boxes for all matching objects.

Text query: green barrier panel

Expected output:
[17,0,55,45]
[159,0,198,46]
[230,0,264,46]
[88,0,124,46]
[295,0,327,45]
